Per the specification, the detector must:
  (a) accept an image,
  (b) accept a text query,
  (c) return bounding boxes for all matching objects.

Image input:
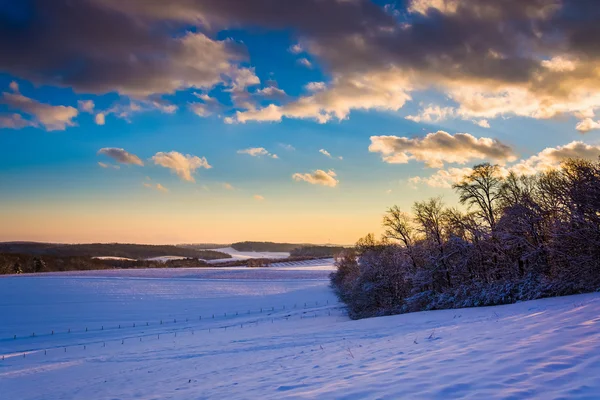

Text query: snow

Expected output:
[92,256,136,261]
[206,247,291,262]
[2,265,600,399]
[144,255,189,262]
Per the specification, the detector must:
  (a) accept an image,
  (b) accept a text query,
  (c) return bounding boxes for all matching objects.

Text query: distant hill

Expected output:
[230,241,304,252]
[231,241,348,257]
[290,246,346,258]
[177,243,232,250]
[0,242,231,260]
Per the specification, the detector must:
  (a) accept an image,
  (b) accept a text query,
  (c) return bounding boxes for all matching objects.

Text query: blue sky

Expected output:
[1,0,599,244]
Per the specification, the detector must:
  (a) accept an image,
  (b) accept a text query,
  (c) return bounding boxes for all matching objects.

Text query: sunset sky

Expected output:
[1,0,600,244]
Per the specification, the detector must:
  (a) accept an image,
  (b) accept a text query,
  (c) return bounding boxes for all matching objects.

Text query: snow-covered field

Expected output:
[206,247,291,262]
[2,261,600,399]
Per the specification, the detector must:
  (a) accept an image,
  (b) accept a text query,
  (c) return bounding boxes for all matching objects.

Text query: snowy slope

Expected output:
[206,247,291,262]
[1,266,600,399]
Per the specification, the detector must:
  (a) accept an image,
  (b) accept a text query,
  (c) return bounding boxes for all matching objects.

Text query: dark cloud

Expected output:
[97,148,144,166]
[0,0,253,97]
[3,0,600,126]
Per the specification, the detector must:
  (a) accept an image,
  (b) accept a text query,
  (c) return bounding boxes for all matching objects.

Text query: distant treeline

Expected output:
[0,243,231,260]
[231,241,347,257]
[0,253,216,275]
[290,246,346,258]
[177,243,231,250]
[231,241,302,252]
[332,159,600,319]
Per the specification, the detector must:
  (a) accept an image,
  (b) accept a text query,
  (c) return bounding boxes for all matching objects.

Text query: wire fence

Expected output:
[0,299,348,362]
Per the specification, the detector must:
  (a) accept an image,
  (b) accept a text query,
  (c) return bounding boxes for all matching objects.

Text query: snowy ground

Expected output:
[206,247,290,263]
[1,261,600,399]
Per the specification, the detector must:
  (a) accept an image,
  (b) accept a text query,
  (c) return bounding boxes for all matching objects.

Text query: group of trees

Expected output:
[331,159,600,319]
[0,254,221,275]
[0,242,232,260]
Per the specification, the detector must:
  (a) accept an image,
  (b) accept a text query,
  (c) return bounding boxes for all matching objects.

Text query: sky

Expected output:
[1,0,600,244]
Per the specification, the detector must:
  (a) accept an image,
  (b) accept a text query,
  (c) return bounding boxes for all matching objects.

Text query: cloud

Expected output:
[407,104,491,128]
[222,182,235,190]
[409,167,474,188]
[143,182,169,193]
[279,143,296,151]
[369,131,517,168]
[97,99,178,124]
[298,58,312,68]
[253,194,265,201]
[237,147,278,159]
[95,113,106,125]
[151,151,211,182]
[293,169,338,187]
[305,82,326,92]
[0,2,257,98]
[289,44,303,54]
[510,141,600,176]
[255,86,287,100]
[98,162,120,170]
[319,149,332,158]
[189,94,223,117]
[576,118,600,133]
[474,119,491,128]
[319,149,343,160]
[78,100,95,113]
[97,148,144,166]
[8,1,600,129]
[1,86,78,131]
[0,113,34,129]
[177,1,600,128]
[406,105,456,123]
[411,141,600,187]
[233,68,411,123]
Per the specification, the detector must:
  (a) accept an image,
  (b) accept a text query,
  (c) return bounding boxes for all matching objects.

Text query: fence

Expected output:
[0,299,348,362]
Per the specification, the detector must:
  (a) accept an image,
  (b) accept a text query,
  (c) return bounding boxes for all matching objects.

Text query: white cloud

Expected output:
[576,118,600,133]
[152,151,212,182]
[78,100,95,113]
[95,113,106,125]
[289,44,303,54]
[237,147,278,159]
[541,56,577,72]
[406,105,455,123]
[0,113,34,129]
[256,86,287,99]
[292,169,339,187]
[369,130,517,168]
[319,149,332,158]
[410,141,600,188]
[305,82,327,92]
[98,162,120,170]
[280,143,296,151]
[298,58,312,68]
[233,68,411,124]
[97,148,144,166]
[510,141,600,175]
[474,119,491,128]
[143,182,168,193]
[409,167,474,188]
[319,148,343,160]
[1,86,78,131]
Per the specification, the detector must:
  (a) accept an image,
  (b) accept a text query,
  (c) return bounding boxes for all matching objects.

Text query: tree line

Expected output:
[331,158,600,319]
